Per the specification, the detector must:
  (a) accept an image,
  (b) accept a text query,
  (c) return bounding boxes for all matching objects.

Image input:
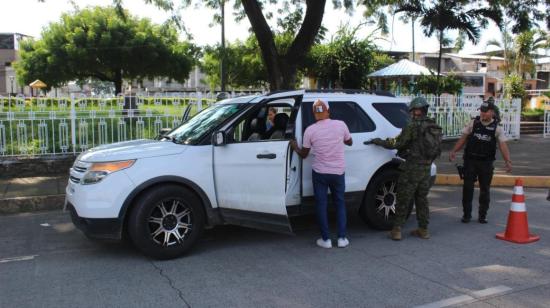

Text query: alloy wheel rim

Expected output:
[148,199,193,247]
[375,180,397,220]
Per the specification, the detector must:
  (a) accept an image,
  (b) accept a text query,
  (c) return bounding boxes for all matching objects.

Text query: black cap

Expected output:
[479,101,495,112]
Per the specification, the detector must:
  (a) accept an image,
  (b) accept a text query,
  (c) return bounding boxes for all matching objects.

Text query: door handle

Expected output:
[257,153,276,159]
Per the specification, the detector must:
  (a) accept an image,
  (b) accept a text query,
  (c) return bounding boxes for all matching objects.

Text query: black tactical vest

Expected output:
[464,117,497,161]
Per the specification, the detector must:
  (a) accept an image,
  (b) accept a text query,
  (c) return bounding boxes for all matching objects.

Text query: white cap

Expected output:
[313,99,329,110]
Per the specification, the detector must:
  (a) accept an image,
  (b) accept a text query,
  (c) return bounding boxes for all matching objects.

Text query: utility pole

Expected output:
[220,0,227,92]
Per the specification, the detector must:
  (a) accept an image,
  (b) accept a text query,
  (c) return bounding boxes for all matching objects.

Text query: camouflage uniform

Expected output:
[372,116,433,230]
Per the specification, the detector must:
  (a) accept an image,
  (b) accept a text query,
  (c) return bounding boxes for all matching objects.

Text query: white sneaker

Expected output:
[337,237,349,248]
[316,238,332,248]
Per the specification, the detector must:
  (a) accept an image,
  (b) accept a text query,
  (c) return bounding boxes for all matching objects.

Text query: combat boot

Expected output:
[410,228,430,239]
[390,226,402,241]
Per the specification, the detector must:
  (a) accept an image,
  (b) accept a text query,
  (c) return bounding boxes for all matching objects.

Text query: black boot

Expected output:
[478,213,488,224]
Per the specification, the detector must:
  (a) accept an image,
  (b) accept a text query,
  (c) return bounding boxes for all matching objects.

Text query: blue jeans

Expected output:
[312,170,347,241]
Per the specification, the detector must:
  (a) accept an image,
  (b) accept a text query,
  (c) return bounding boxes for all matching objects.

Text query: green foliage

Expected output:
[200,35,275,90]
[14,6,198,94]
[305,24,391,89]
[395,0,501,78]
[512,30,549,79]
[489,0,550,33]
[413,74,463,95]
[503,73,526,99]
[521,108,544,116]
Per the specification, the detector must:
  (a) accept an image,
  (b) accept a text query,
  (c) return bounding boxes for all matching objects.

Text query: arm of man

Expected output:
[373,123,413,150]
[499,141,512,172]
[449,134,468,161]
[496,126,512,172]
[343,122,353,146]
[344,138,353,146]
[290,140,310,159]
[290,127,312,159]
[449,120,473,161]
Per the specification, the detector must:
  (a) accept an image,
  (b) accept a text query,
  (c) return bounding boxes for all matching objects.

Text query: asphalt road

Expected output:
[1,186,549,308]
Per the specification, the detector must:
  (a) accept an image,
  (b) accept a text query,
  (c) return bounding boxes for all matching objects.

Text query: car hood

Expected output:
[78,139,187,162]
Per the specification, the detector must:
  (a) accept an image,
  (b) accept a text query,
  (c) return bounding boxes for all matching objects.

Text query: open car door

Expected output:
[213,90,303,233]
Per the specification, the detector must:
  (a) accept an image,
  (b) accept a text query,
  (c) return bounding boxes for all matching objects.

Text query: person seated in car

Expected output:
[266,107,277,130]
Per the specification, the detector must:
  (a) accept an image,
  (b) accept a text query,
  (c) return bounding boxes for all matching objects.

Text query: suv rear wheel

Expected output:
[128,184,205,259]
[360,168,413,230]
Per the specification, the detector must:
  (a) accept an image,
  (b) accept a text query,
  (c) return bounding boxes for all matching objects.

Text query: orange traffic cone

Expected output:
[496,178,540,244]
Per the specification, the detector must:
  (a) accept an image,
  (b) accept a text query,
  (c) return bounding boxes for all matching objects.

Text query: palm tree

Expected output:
[396,0,502,89]
[487,29,549,79]
[485,22,514,76]
[513,30,548,79]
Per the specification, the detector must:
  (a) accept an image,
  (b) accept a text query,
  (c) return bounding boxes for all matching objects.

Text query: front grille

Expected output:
[70,176,80,184]
[74,165,87,173]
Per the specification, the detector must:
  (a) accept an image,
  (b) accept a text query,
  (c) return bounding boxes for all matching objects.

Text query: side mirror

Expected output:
[212,131,226,146]
[156,128,172,140]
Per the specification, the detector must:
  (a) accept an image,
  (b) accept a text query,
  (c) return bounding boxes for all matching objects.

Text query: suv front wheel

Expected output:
[360,168,413,230]
[128,185,205,259]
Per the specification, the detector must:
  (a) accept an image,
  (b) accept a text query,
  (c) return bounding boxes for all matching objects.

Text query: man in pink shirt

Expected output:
[290,99,353,248]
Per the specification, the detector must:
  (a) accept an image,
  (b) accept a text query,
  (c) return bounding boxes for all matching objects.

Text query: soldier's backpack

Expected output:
[417,119,443,162]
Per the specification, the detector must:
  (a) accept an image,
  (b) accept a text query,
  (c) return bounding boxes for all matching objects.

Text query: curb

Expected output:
[0,195,65,215]
[435,174,550,188]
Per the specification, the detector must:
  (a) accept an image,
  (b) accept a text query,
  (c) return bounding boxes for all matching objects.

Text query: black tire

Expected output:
[127,184,205,260]
[359,168,414,230]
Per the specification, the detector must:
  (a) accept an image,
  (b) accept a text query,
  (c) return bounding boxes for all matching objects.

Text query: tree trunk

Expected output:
[411,17,416,62]
[436,30,444,95]
[114,70,122,95]
[242,0,326,90]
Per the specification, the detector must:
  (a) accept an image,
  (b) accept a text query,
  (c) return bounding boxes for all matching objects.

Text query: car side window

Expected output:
[372,103,410,129]
[229,103,294,143]
[302,101,375,133]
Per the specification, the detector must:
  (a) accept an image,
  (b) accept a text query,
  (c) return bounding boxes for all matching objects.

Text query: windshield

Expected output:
[168,103,245,144]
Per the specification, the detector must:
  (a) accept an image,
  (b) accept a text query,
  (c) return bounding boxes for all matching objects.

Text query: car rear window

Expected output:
[302,101,375,133]
[372,103,409,128]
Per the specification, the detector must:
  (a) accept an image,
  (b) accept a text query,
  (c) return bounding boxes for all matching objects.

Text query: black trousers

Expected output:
[462,159,494,218]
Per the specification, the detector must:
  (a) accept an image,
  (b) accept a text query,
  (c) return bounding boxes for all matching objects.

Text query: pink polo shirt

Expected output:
[303,119,351,175]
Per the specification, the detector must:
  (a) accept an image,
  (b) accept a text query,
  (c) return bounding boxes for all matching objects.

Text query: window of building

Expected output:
[0,34,15,49]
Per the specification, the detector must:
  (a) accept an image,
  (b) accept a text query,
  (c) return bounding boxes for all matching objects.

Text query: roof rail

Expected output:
[265,89,396,98]
[265,90,293,96]
[305,89,395,97]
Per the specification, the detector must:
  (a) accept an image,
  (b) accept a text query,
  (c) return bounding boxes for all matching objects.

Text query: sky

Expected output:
[0,0,505,55]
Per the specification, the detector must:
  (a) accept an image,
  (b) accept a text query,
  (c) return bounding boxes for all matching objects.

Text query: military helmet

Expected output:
[409,97,429,111]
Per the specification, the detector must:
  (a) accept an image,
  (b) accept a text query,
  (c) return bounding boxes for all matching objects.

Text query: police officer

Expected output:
[370,97,441,241]
[449,99,512,223]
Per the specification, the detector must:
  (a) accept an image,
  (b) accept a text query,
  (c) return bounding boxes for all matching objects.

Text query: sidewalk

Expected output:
[0,176,68,214]
[1,134,549,214]
[434,134,550,187]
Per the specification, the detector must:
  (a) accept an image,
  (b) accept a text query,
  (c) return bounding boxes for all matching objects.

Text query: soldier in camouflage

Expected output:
[370,97,439,240]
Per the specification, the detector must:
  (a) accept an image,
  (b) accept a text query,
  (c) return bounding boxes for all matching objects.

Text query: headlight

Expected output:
[81,160,135,185]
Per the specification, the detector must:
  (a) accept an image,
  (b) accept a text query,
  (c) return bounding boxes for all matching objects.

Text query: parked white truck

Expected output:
[66,90,436,259]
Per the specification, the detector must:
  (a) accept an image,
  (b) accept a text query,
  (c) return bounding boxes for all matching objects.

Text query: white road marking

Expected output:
[414,295,474,308]
[0,255,38,264]
[414,285,513,308]
[471,285,512,298]
[40,223,51,227]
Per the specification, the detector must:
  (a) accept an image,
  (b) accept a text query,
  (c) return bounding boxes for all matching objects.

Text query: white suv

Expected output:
[66,90,436,259]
